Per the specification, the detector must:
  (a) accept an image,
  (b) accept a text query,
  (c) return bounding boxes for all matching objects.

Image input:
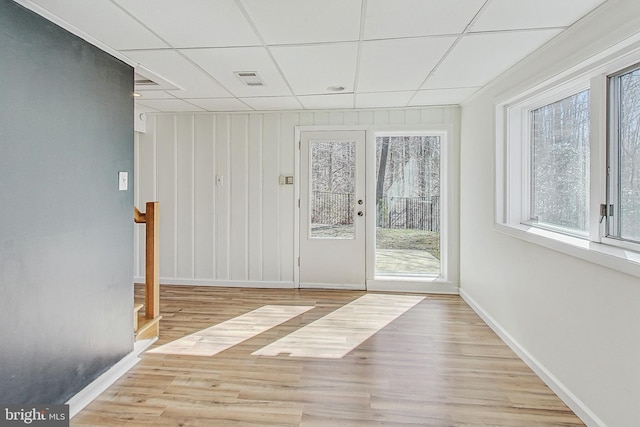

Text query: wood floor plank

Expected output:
[70,285,585,426]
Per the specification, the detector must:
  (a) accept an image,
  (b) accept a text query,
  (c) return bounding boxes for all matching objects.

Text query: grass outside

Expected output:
[376,227,440,260]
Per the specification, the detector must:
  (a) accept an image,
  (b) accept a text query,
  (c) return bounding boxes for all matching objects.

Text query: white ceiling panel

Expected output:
[180,47,292,97]
[423,30,562,89]
[187,98,252,111]
[135,104,160,113]
[298,94,354,110]
[364,0,485,40]
[240,0,361,44]
[409,87,481,106]
[472,0,606,32]
[124,50,232,98]
[355,92,413,109]
[114,0,260,48]
[271,43,358,95]
[358,37,457,93]
[134,90,175,100]
[23,0,607,112]
[241,97,302,111]
[28,0,168,50]
[137,99,205,112]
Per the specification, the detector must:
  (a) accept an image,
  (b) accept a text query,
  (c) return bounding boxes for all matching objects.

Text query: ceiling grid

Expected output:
[18,0,608,112]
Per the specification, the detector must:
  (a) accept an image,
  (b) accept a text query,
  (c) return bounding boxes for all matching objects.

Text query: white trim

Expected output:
[494,223,640,278]
[459,289,605,427]
[67,338,156,418]
[367,279,458,294]
[135,276,296,289]
[299,282,366,291]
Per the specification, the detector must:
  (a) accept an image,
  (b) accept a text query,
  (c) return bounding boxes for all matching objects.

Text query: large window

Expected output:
[375,135,440,276]
[497,44,640,276]
[530,90,590,235]
[608,65,640,243]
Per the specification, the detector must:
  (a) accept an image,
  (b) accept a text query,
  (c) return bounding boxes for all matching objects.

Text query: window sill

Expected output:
[494,222,640,279]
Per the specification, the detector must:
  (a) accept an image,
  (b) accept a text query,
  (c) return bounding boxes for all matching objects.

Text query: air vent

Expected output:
[234,71,265,87]
[134,72,159,87]
[135,78,158,86]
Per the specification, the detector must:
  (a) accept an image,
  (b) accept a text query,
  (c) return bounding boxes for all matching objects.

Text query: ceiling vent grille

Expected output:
[234,71,265,87]
[134,72,159,87]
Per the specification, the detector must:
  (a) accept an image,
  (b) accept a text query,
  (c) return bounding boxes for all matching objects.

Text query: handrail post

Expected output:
[145,201,159,320]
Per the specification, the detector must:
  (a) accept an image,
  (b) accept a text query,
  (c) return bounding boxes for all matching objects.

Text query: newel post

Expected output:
[144,201,159,320]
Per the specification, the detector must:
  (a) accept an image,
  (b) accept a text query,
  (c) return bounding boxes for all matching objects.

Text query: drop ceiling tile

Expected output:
[357,37,457,93]
[134,90,175,100]
[355,92,413,109]
[137,99,205,112]
[240,0,361,44]
[180,47,291,97]
[134,103,160,113]
[241,97,302,111]
[409,87,481,106]
[471,0,606,32]
[187,98,253,111]
[364,0,485,39]
[271,43,358,95]
[423,30,562,89]
[124,50,232,98]
[28,0,168,50]
[298,94,354,110]
[114,0,260,48]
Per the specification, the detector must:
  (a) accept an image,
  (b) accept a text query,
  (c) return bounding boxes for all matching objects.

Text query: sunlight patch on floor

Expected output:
[252,294,424,359]
[148,305,314,357]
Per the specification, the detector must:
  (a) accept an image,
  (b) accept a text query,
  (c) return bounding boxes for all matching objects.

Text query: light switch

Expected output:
[118,171,128,191]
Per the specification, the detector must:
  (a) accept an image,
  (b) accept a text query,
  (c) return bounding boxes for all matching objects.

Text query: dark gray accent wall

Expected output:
[0,0,134,404]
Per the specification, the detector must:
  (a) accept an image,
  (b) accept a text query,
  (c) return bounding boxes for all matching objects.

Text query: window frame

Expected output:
[603,62,640,250]
[495,38,640,278]
[523,87,592,237]
[502,79,591,234]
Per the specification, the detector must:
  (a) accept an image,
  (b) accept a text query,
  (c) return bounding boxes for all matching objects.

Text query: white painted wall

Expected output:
[134,107,458,287]
[460,1,640,425]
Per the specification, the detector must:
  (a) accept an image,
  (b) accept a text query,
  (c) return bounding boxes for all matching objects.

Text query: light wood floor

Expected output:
[71,285,584,426]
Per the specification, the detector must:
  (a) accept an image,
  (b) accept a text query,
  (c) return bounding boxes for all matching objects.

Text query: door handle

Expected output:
[357,211,364,217]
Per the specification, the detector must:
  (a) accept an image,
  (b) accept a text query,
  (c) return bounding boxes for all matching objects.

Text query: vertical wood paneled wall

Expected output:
[134,107,458,287]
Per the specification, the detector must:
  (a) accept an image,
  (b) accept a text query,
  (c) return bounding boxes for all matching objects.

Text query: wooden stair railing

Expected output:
[134,201,161,341]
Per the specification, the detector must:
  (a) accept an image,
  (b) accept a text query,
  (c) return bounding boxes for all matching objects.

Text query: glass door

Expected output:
[299,130,366,289]
[375,135,441,277]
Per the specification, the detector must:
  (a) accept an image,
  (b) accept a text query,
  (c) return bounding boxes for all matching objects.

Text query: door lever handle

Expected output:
[357,211,364,217]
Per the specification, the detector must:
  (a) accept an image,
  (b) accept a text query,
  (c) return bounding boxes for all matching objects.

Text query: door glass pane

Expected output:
[616,68,640,242]
[310,141,355,239]
[530,90,590,235]
[375,136,440,276]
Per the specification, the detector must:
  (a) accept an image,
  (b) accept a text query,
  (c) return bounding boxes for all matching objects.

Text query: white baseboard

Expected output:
[67,338,156,418]
[133,277,459,294]
[459,288,605,427]
[367,278,459,294]
[299,282,366,290]
[134,277,296,289]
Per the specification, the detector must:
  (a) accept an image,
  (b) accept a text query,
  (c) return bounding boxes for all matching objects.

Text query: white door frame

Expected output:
[294,126,374,288]
[294,124,459,293]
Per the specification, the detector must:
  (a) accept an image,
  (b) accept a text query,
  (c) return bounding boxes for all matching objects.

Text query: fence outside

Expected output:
[311,192,439,232]
[312,191,354,226]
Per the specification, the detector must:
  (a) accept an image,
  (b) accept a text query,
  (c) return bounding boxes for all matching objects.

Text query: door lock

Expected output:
[358,199,364,205]
[357,211,364,217]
